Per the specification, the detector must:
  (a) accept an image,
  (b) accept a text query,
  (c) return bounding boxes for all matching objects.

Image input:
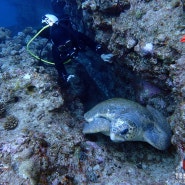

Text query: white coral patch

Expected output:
[23,74,31,80]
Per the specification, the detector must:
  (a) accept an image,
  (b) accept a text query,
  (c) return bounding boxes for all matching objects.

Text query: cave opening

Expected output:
[69,50,141,112]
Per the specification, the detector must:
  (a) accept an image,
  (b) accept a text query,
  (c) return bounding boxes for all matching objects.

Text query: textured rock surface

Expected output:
[0,26,178,184]
[80,0,180,89]
[78,0,185,150]
[71,0,185,182]
[0,0,185,184]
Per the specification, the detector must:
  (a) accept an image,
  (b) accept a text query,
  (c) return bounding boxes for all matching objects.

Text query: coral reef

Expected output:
[0,26,178,184]
[0,27,11,42]
[0,0,185,184]
[0,100,6,117]
[3,115,19,130]
[79,0,184,144]
[80,0,181,90]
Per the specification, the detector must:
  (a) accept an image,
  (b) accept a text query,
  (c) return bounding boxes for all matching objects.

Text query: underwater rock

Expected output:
[83,98,172,150]
[134,42,154,56]
[0,0,182,184]
[18,158,40,185]
[138,81,162,104]
[82,0,130,15]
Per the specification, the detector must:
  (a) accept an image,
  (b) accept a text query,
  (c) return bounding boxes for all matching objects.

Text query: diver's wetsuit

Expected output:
[50,23,79,81]
[40,21,98,82]
[40,0,100,83]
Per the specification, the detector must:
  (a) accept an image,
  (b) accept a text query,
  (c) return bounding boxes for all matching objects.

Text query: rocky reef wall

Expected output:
[0,0,185,184]
[69,0,185,157]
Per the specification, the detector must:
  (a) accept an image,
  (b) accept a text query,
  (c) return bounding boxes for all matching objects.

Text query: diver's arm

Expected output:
[76,32,114,63]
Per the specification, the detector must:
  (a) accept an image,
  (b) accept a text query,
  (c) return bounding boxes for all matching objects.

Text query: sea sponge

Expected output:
[4,115,19,130]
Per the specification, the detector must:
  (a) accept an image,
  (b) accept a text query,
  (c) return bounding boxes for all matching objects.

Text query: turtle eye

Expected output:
[120,128,128,135]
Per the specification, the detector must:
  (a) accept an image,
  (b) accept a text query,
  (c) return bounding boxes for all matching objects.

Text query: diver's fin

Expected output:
[83,117,110,134]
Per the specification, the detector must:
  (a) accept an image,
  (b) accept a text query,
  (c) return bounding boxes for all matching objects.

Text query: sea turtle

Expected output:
[83,98,172,150]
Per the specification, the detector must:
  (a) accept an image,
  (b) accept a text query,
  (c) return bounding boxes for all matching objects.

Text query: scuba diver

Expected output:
[41,13,78,83]
[35,0,114,86]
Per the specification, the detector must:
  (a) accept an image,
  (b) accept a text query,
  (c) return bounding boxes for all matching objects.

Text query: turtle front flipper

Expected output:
[146,105,172,137]
[143,126,171,150]
[83,117,110,136]
[145,105,172,150]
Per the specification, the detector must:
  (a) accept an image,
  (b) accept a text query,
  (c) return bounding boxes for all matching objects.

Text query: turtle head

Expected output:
[110,116,137,142]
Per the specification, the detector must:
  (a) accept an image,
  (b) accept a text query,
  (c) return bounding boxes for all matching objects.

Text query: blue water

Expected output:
[0,1,17,27]
[0,0,51,33]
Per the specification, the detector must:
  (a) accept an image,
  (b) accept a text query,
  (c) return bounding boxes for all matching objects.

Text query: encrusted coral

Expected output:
[0,101,6,116]
[3,115,19,130]
[0,27,11,42]
[2,72,12,81]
